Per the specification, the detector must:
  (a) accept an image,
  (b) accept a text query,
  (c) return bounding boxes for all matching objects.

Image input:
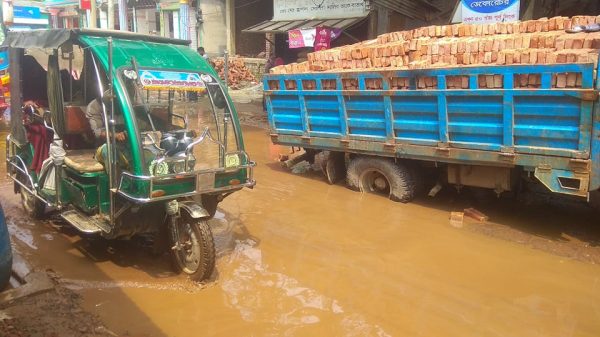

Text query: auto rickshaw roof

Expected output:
[3,29,191,49]
[4,28,216,76]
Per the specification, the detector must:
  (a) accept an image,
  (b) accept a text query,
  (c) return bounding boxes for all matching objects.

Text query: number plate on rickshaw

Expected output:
[197,172,215,191]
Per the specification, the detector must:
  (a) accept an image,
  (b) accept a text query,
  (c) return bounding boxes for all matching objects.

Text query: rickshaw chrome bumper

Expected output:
[117,152,256,203]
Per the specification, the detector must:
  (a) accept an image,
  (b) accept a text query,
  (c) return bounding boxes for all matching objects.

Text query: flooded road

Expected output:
[2,124,600,336]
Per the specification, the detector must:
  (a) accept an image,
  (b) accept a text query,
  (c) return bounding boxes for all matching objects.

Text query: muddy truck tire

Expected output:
[318,151,346,184]
[346,156,416,203]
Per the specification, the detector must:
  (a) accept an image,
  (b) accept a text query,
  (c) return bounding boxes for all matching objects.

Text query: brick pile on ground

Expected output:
[270,15,600,89]
[213,57,257,89]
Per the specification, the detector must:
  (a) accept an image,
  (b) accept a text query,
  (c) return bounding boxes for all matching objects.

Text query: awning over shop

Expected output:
[243,16,367,34]
[371,0,443,21]
[127,0,157,9]
[44,0,80,8]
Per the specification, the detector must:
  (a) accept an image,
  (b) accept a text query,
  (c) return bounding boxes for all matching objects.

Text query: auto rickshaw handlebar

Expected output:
[184,127,225,169]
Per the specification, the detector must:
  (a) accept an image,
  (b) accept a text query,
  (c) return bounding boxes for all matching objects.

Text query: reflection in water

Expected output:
[2,124,600,337]
[221,239,391,337]
[6,219,37,250]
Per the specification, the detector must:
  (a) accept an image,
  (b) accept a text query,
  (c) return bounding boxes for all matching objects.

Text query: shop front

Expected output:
[242,0,370,63]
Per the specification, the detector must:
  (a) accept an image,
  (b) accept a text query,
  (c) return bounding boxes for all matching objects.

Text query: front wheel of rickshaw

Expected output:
[169,214,215,282]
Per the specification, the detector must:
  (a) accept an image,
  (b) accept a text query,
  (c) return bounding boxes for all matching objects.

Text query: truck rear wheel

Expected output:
[319,151,346,184]
[347,156,416,203]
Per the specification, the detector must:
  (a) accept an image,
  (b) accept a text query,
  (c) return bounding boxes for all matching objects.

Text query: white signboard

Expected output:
[273,0,368,21]
[461,0,520,24]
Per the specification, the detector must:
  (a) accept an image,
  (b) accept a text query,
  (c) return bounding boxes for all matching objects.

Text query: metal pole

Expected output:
[223,50,228,93]
[118,0,127,31]
[90,0,97,28]
[107,0,114,29]
[196,0,202,48]
[107,37,116,224]
[132,6,137,32]
[179,0,189,40]
[0,1,5,39]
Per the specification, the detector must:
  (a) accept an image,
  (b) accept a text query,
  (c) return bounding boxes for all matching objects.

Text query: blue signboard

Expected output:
[0,50,8,71]
[461,0,520,23]
[461,0,519,13]
[13,6,41,19]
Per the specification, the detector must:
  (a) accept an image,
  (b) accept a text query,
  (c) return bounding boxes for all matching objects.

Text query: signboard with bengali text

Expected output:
[274,0,367,21]
[461,0,520,24]
[139,70,207,92]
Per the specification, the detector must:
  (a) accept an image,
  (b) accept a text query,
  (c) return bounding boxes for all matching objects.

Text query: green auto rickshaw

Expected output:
[4,29,255,281]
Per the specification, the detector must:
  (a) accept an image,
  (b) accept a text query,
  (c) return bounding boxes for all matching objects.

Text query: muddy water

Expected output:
[2,125,600,336]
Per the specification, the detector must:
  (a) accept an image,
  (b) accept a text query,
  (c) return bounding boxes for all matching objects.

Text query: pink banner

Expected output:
[314,27,331,51]
[288,29,306,49]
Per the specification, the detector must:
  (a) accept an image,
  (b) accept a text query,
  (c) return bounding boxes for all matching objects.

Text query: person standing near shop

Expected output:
[263,54,284,111]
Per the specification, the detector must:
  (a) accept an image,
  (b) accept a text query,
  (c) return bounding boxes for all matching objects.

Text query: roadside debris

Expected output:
[283,151,310,169]
[449,212,464,228]
[428,182,443,197]
[291,161,312,174]
[464,208,489,222]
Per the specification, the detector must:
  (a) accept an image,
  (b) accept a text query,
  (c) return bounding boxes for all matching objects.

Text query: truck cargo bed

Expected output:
[264,63,600,196]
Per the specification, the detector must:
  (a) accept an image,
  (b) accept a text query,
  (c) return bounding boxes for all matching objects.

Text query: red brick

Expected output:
[475,24,483,36]
[567,72,577,87]
[537,51,547,64]
[452,24,459,36]
[428,26,436,37]
[556,73,567,87]
[530,35,540,48]
[505,51,514,65]
[521,50,530,64]
[530,50,538,64]
[555,36,566,50]
[549,17,557,31]
[572,36,584,49]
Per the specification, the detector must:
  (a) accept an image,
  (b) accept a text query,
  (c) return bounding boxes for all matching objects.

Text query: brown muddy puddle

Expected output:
[2,125,600,336]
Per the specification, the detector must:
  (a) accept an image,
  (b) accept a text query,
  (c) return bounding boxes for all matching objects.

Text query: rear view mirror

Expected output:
[209,85,227,109]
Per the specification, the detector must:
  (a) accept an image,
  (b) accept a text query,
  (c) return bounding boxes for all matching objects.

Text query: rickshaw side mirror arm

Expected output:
[102,92,115,105]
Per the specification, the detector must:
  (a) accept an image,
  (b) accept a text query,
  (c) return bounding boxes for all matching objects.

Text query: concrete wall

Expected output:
[234,0,273,57]
[135,8,158,35]
[196,0,227,56]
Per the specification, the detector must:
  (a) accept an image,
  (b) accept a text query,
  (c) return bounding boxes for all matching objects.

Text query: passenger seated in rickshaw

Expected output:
[85,94,130,171]
[22,101,53,173]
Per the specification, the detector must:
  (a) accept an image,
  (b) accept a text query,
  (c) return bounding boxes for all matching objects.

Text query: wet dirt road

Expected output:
[2,124,600,337]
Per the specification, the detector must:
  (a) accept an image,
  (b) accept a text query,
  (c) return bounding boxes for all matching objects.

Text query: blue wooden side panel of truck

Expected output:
[264,63,600,197]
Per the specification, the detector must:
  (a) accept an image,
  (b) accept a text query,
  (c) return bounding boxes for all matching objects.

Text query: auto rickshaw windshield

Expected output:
[121,69,239,175]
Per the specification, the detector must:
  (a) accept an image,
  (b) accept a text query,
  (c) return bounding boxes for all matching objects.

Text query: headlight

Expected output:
[149,160,169,176]
[169,155,195,173]
[225,153,240,168]
[172,161,185,173]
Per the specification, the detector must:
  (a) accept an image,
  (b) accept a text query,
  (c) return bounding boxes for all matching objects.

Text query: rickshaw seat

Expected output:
[64,149,104,173]
[64,106,91,134]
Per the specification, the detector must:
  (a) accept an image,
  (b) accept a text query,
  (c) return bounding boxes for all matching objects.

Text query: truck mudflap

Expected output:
[534,167,590,197]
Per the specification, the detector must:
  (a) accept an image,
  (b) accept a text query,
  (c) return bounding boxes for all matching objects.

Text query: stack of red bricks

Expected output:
[270,15,600,89]
[212,57,257,89]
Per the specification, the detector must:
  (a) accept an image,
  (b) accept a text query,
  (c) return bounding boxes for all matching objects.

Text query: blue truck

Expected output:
[263,62,600,202]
